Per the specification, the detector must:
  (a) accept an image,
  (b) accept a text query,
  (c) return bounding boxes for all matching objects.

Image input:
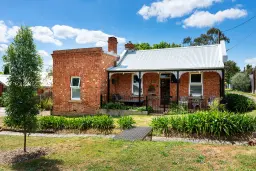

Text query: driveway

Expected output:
[0,108,6,117]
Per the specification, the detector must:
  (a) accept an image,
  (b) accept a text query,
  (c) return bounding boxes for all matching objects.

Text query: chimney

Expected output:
[125,41,135,50]
[108,37,118,54]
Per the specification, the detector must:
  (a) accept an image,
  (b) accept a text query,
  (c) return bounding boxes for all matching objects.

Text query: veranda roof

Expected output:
[108,41,227,72]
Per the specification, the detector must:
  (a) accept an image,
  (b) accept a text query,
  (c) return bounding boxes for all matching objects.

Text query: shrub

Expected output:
[225,93,256,113]
[40,98,53,111]
[0,92,8,107]
[92,115,114,134]
[151,111,256,138]
[132,106,154,113]
[102,102,130,110]
[38,116,66,131]
[151,117,170,137]
[231,73,250,92]
[167,102,188,115]
[117,116,136,129]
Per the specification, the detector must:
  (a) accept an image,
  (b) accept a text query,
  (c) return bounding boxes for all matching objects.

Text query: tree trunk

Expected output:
[24,131,27,152]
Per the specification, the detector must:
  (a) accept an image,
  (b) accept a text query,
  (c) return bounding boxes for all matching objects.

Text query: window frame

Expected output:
[131,74,143,96]
[189,72,203,96]
[70,76,81,100]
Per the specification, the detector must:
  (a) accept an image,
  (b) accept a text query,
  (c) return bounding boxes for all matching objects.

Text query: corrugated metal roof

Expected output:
[108,43,226,71]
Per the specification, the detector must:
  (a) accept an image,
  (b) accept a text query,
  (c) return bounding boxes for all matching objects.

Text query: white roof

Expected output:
[0,73,52,87]
[108,42,227,72]
[0,75,10,86]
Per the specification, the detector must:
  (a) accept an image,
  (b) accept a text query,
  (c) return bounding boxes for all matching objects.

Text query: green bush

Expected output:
[151,117,170,137]
[40,98,53,110]
[231,73,250,92]
[102,102,130,110]
[117,116,136,129]
[37,115,114,133]
[151,111,256,138]
[0,92,8,107]
[167,102,188,115]
[92,115,114,134]
[225,93,256,113]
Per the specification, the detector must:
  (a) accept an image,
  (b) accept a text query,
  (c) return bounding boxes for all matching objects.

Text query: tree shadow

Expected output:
[11,157,63,171]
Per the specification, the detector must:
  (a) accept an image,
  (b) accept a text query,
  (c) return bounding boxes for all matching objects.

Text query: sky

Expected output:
[0,0,256,71]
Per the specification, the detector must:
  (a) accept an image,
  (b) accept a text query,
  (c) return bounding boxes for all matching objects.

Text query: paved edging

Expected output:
[0,131,248,145]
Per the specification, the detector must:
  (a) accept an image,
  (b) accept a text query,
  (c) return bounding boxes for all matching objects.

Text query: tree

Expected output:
[245,64,253,75]
[225,60,240,84]
[183,27,230,46]
[5,26,42,152]
[134,41,181,50]
[231,73,250,92]
[2,54,10,74]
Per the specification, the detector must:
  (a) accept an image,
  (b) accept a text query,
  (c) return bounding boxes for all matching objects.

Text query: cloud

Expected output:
[0,44,8,53]
[138,0,222,22]
[38,50,49,57]
[52,25,126,46]
[245,58,256,67]
[31,26,63,46]
[0,21,126,47]
[183,8,247,28]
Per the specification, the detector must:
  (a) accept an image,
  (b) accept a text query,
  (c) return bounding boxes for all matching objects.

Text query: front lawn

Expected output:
[0,135,255,171]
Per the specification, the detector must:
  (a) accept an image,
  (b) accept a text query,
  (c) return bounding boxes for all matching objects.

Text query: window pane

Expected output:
[71,78,80,86]
[133,75,142,95]
[191,74,201,83]
[190,85,202,96]
[133,75,139,83]
[72,88,80,99]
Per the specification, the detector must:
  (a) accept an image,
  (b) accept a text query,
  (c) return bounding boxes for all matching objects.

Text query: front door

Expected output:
[160,79,170,105]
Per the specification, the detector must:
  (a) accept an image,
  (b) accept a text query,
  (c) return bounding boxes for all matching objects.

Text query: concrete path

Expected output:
[0,131,248,145]
[0,108,6,117]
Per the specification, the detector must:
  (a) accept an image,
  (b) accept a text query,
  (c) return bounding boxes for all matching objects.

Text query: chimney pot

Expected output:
[125,41,135,50]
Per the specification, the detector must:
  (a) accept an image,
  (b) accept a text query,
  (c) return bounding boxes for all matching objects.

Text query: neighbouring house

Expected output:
[52,37,228,115]
[0,73,53,96]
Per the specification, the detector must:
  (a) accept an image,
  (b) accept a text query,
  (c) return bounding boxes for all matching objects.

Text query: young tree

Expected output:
[5,26,42,152]
[224,60,240,84]
[231,73,250,92]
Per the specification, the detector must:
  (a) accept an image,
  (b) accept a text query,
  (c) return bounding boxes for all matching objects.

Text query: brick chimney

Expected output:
[108,37,118,54]
[125,41,135,50]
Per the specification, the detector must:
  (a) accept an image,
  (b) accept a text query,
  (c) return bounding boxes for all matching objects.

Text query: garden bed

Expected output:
[98,109,148,116]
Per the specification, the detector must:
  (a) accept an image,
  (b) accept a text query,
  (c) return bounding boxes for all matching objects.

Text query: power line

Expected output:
[223,15,256,32]
[226,31,254,51]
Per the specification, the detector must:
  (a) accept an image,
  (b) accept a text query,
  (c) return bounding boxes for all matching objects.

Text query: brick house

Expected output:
[52,37,227,115]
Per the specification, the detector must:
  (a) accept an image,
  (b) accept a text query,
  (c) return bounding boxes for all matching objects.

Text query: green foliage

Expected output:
[102,102,130,110]
[151,111,256,138]
[117,116,136,129]
[92,115,115,134]
[36,115,114,134]
[183,27,230,46]
[134,41,181,50]
[40,98,53,110]
[151,117,170,137]
[225,93,256,113]
[0,92,8,107]
[4,26,43,151]
[225,60,240,84]
[231,73,250,92]
[167,102,188,115]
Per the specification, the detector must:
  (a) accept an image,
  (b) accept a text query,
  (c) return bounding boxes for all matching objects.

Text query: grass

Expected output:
[0,135,256,171]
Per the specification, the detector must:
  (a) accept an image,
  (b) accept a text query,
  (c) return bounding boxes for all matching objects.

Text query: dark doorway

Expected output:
[160,78,170,105]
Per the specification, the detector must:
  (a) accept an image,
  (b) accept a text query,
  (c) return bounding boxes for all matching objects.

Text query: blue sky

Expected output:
[0,0,255,71]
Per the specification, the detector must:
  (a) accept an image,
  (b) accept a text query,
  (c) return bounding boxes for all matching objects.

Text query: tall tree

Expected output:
[245,64,253,75]
[5,26,42,152]
[224,60,240,84]
[134,41,181,50]
[134,43,151,50]
[2,54,10,74]
[183,27,230,46]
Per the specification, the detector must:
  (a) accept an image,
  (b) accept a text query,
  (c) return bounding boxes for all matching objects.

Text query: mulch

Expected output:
[0,147,50,164]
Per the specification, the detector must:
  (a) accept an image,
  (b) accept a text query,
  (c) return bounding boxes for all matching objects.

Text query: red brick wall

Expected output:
[110,72,220,103]
[52,48,116,115]
[0,83,4,96]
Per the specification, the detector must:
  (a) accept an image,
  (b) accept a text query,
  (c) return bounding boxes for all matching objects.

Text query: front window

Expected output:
[132,74,143,95]
[190,73,203,96]
[70,77,81,100]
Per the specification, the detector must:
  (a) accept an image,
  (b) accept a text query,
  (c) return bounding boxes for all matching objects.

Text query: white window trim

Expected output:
[70,77,81,100]
[189,72,203,97]
[131,74,143,96]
